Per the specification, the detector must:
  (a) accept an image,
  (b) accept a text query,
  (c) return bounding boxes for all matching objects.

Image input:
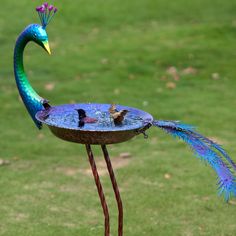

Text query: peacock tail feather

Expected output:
[153,120,236,201]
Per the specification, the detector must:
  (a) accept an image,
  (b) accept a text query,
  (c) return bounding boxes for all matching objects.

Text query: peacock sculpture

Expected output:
[14,3,236,236]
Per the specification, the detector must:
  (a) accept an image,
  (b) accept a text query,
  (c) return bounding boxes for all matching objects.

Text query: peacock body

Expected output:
[13,2,236,205]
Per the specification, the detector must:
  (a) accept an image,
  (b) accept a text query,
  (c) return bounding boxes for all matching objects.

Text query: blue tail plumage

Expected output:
[153,120,236,201]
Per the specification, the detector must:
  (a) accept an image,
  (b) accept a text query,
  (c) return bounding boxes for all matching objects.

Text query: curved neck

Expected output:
[14,26,44,129]
[14,30,30,89]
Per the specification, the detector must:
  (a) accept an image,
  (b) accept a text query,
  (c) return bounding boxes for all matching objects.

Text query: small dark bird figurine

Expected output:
[109,104,129,125]
[76,109,98,127]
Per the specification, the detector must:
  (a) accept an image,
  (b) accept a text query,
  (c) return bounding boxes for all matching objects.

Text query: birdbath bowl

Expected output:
[36,103,153,144]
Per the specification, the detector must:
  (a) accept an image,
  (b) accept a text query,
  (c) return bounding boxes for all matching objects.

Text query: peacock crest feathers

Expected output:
[36,2,57,28]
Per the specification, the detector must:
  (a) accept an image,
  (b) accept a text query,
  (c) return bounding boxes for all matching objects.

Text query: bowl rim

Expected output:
[35,103,153,133]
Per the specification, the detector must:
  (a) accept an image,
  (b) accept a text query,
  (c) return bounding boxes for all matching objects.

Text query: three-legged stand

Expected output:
[85,144,123,236]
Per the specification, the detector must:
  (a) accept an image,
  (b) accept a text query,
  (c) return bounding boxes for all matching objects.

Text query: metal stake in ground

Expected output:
[86,144,110,236]
[101,144,123,236]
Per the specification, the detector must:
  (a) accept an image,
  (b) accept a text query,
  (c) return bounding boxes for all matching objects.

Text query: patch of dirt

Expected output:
[56,153,132,177]
[140,179,164,188]
[37,133,45,140]
[59,185,80,193]
[63,222,77,228]
[49,206,60,212]
[0,159,10,166]
[166,66,179,81]
[229,200,236,205]
[181,67,197,75]
[82,153,131,176]
[44,82,55,91]
[166,81,176,89]
[164,173,171,179]
[9,212,29,222]
[56,167,79,176]
[211,72,220,80]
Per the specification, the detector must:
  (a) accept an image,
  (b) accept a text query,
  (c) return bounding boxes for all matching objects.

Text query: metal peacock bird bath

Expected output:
[14,3,236,236]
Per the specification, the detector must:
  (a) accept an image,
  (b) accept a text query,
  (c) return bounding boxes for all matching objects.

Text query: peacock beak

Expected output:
[42,41,51,55]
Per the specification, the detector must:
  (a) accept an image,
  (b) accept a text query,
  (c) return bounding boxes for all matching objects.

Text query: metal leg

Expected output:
[101,145,123,236]
[85,144,110,236]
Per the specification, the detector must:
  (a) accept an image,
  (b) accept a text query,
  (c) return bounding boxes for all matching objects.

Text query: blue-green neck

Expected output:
[14,24,45,129]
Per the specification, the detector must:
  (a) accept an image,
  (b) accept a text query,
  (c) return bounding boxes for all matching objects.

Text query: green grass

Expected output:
[1,0,236,235]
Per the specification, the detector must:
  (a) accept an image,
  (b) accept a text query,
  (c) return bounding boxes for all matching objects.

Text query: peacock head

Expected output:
[27,24,51,54]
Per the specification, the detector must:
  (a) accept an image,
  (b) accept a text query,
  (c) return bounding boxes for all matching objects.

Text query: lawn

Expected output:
[0,0,236,235]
